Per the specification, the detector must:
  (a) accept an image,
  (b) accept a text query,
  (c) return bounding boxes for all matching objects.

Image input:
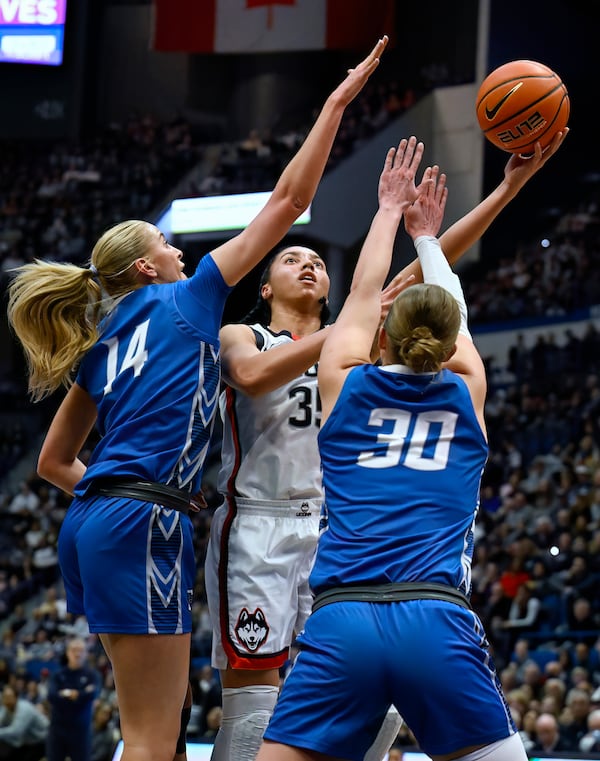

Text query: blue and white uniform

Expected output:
[264,363,517,759]
[59,254,231,635]
[205,325,322,669]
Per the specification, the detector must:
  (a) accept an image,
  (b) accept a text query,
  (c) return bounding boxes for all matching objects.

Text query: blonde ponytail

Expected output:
[7,219,154,401]
[7,261,102,401]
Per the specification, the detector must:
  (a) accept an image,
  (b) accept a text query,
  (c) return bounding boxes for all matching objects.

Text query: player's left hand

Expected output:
[380,272,416,323]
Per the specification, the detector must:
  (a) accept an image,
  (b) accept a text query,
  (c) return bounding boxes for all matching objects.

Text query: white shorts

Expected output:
[205,496,320,670]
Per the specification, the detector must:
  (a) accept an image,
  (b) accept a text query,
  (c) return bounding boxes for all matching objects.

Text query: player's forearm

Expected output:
[224,327,331,397]
[395,178,522,287]
[350,208,403,294]
[272,98,345,214]
[439,178,521,265]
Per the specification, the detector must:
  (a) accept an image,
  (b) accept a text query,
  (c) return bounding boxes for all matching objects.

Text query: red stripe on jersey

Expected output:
[224,385,242,496]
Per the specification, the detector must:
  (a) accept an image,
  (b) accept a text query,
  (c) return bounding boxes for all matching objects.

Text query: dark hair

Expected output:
[241,246,330,327]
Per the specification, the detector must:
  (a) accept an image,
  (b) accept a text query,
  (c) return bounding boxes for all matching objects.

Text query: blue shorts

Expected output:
[58,495,195,634]
[263,599,515,759]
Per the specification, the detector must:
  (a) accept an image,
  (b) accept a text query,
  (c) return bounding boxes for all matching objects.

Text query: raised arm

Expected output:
[318,137,424,422]
[210,36,388,286]
[391,128,569,286]
[440,129,568,262]
[404,169,487,433]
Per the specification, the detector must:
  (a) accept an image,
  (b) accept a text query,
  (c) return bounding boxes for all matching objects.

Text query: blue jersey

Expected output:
[74,254,231,496]
[311,363,488,596]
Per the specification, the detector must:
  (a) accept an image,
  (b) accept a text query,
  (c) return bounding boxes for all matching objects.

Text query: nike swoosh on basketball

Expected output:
[485,83,523,120]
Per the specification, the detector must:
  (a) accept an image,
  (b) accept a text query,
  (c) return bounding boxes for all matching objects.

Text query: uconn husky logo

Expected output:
[234,608,269,652]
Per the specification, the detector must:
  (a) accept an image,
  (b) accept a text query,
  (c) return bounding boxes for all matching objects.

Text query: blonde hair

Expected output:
[383,283,460,372]
[7,220,153,401]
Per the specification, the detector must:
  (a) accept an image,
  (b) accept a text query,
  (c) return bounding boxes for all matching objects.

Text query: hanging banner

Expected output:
[152,0,395,54]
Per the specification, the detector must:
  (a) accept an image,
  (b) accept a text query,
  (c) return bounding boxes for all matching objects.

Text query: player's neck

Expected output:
[269,303,321,337]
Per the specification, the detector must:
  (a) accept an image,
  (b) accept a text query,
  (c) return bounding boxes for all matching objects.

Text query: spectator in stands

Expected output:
[0,661,10,687]
[560,687,592,749]
[90,701,118,761]
[542,676,568,713]
[508,639,533,678]
[33,586,68,623]
[201,706,223,742]
[496,583,542,657]
[520,660,545,703]
[539,694,562,719]
[564,596,600,645]
[7,482,39,515]
[0,684,49,761]
[510,707,534,754]
[479,581,512,666]
[579,708,600,754]
[500,556,531,600]
[46,636,101,761]
[571,641,600,674]
[568,665,593,693]
[22,628,57,665]
[189,664,221,737]
[30,536,60,588]
[530,712,571,754]
[190,603,212,659]
[499,665,519,695]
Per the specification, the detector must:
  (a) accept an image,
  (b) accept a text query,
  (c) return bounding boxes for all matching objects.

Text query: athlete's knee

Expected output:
[214,685,279,761]
[221,685,279,718]
[230,708,273,759]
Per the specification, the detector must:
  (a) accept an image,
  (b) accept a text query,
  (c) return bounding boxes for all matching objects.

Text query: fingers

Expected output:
[352,36,389,75]
[366,35,389,64]
[388,136,423,172]
[415,165,439,201]
[383,145,398,172]
[399,135,422,169]
[383,278,414,302]
[508,127,569,175]
[435,170,448,204]
[338,36,389,103]
[383,272,415,297]
[417,165,434,198]
[545,128,569,156]
[380,275,416,322]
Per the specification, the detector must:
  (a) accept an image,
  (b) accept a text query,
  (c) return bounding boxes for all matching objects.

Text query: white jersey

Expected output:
[217,324,323,501]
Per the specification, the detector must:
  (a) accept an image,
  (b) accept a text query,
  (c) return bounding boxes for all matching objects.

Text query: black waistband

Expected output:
[312,582,471,613]
[84,477,194,515]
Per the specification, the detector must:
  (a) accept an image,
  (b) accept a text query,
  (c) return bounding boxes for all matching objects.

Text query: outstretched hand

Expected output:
[503,128,569,190]
[404,165,448,240]
[332,36,389,106]
[378,136,425,214]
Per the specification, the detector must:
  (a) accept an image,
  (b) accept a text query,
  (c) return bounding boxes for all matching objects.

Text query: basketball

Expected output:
[475,59,570,156]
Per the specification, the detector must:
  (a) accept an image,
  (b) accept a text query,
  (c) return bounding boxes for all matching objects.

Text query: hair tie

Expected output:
[89,264,98,276]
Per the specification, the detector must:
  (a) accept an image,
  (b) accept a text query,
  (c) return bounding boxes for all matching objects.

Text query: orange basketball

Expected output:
[475,59,569,156]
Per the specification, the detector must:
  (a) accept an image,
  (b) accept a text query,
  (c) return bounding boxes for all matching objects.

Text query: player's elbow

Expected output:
[37,450,57,485]
[271,183,310,220]
[224,367,268,397]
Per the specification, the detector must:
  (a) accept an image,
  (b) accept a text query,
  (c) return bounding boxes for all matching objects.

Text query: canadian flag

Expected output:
[152,0,395,54]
